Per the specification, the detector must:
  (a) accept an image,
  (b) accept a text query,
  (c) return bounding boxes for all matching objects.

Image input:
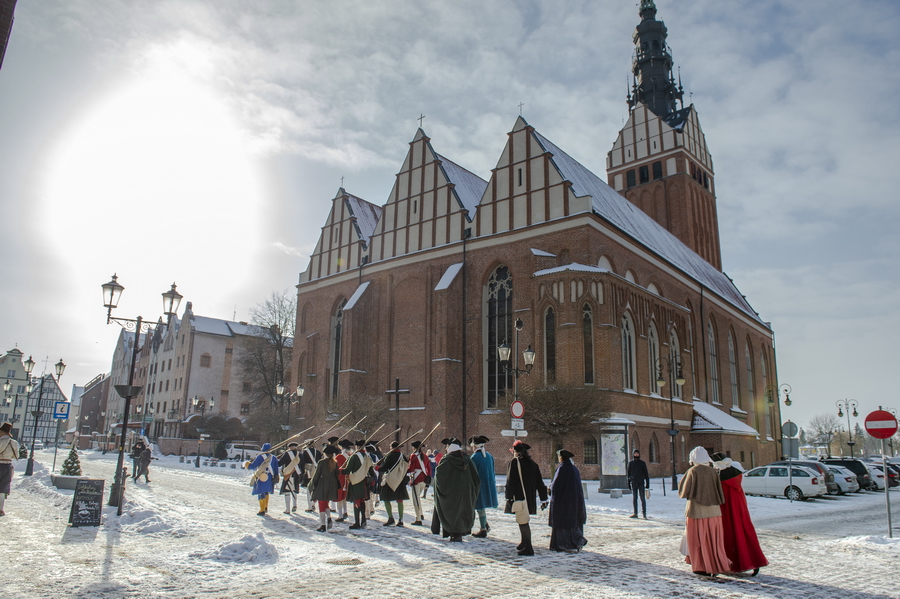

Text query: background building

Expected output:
[0,347,28,439]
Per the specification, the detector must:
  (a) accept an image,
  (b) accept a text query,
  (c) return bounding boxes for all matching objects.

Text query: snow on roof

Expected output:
[436,153,488,216]
[532,130,764,324]
[435,263,463,290]
[691,401,760,436]
[343,281,370,311]
[531,248,556,257]
[191,315,293,347]
[343,191,382,244]
[534,263,610,277]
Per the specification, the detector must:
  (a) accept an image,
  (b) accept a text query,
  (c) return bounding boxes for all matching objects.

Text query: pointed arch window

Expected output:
[486,266,513,409]
[544,306,556,385]
[621,312,636,391]
[330,299,346,401]
[745,342,755,414]
[649,433,659,464]
[583,304,594,384]
[708,319,720,404]
[669,330,682,399]
[760,349,771,437]
[728,332,739,409]
[648,322,660,393]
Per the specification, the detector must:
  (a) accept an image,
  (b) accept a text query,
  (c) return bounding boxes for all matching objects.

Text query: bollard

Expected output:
[609,489,623,499]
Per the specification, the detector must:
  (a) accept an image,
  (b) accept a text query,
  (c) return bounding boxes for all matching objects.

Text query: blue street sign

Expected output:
[53,401,70,419]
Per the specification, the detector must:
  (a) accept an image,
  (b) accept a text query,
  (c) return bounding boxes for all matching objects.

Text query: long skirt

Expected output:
[549,525,587,552]
[0,463,13,494]
[684,516,732,574]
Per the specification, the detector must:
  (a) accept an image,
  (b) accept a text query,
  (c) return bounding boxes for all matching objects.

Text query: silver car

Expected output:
[742,465,828,501]
[827,466,860,494]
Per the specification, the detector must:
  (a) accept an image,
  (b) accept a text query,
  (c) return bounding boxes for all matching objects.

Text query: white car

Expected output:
[827,466,860,494]
[225,443,262,461]
[742,464,827,501]
[867,464,888,490]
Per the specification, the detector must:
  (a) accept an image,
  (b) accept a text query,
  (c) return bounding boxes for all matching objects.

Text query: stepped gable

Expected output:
[530,126,761,324]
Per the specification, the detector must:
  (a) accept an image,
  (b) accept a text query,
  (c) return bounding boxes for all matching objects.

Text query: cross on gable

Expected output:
[418,114,425,128]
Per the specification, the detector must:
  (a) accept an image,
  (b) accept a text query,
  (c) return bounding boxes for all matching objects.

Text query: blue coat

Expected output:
[471,448,498,510]
[249,453,278,497]
[548,460,586,529]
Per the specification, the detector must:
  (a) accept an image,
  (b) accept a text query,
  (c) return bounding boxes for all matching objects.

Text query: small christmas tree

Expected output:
[61,446,82,476]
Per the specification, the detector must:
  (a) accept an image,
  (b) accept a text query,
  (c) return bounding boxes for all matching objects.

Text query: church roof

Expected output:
[342,190,382,244]
[534,263,610,277]
[691,400,760,437]
[436,153,487,216]
[532,129,763,324]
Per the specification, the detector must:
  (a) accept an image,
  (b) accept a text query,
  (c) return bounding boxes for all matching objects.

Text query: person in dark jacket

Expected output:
[136,447,155,483]
[548,449,587,552]
[377,441,410,526]
[340,440,374,530]
[505,440,548,556]
[308,445,341,532]
[130,441,146,480]
[433,438,480,542]
[627,448,650,519]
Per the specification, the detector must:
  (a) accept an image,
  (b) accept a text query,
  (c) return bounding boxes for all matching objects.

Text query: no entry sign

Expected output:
[510,400,525,419]
[864,410,898,439]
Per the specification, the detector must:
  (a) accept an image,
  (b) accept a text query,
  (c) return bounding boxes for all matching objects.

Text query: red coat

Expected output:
[720,474,769,572]
[335,452,350,501]
[408,451,431,485]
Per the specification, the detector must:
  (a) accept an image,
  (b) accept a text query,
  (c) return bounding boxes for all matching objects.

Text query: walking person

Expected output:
[468,436,497,538]
[678,446,732,577]
[377,441,410,526]
[299,442,322,513]
[130,440,145,480]
[248,443,279,516]
[627,448,650,519]
[433,437,480,542]
[504,440,548,556]
[711,452,768,576]
[334,439,354,522]
[407,440,431,526]
[308,446,341,532]
[136,446,156,483]
[0,422,20,516]
[548,449,587,552]
[278,442,304,514]
[341,440,374,530]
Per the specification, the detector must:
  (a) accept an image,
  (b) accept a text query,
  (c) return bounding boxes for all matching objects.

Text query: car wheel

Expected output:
[827,485,840,496]
[785,486,804,501]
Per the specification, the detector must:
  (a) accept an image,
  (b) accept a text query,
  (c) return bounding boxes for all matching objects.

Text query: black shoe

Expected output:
[316,525,326,532]
[642,513,647,519]
[473,529,487,538]
[516,542,525,551]
[256,511,266,516]
[282,511,291,515]
[396,520,404,527]
[327,519,333,530]
[751,568,760,577]
[449,534,463,542]
[517,547,535,556]
[291,506,297,513]
[335,516,346,523]
[384,517,395,526]
[305,508,315,513]
[412,519,423,526]
[349,523,361,530]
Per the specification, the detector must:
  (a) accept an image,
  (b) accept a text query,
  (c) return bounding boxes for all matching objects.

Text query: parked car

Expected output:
[867,464,888,490]
[31,441,44,450]
[225,443,262,461]
[866,459,900,485]
[819,458,875,491]
[769,460,839,495]
[827,466,860,495]
[742,464,827,501]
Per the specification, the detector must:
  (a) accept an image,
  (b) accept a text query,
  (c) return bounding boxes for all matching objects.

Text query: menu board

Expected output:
[69,479,105,527]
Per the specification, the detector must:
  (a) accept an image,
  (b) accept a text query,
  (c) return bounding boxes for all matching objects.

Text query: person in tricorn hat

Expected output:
[299,441,323,513]
[711,451,767,576]
[505,440,548,556]
[278,441,304,514]
[407,440,431,525]
[0,422,20,516]
[340,440,374,530]
[468,435,497,538]
[433,437,480,542]
[334,439,354,522]
[430,438,452,535]
[247,443,279,516]
[308,445,341,532]
[548,449,587,552]
[377,440,410,526]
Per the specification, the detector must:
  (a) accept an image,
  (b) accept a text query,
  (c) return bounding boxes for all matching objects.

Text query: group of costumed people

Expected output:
[242,427,591,556]
[678,446,769,578]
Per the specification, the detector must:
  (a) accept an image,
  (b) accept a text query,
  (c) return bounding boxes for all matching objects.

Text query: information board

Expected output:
[69,479,105,527]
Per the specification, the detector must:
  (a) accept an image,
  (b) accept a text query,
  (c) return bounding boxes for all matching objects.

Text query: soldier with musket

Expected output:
[278,441,303,514]
[377,441,410,526]
[299,442,323,513]
[340,440,374,530]
[308,445,341,532]
[407,440,431,525]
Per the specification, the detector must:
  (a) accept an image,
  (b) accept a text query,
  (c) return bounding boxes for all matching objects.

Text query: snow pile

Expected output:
[822,535,900,553]
[191,531,279,563]
[119,507,187,536]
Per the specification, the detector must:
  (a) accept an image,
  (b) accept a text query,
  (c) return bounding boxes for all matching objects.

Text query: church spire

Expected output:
[628,0,683,117]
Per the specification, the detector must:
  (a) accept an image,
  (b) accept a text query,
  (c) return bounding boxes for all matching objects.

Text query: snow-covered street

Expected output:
[3,450,899,599]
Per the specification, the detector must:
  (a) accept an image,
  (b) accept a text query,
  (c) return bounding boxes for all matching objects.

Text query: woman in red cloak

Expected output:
[712,452,768,576]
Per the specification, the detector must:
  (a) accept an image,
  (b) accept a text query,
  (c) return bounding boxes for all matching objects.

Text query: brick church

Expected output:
[292,0,783,480]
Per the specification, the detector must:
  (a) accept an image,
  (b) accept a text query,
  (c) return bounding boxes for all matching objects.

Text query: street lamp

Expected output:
[497,318,535,439]
[836,399,859,458]
[655,355,685,491]
[279,383,305,438]
[23,357,65,476]
[765,383,792,407]
[101,274,182,514]
[192,396,213,467]
[3,379,22,439]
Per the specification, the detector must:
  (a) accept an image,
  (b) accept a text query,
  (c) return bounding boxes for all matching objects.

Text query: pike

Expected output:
[415,422,442,447]
[298,413,353,449]
[395,428,424,447]
[375,427,402,446]
[268,425,316,453]
[340,415,368,439]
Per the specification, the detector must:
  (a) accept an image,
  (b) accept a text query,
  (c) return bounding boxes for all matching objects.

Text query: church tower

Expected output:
[607,0,722,270]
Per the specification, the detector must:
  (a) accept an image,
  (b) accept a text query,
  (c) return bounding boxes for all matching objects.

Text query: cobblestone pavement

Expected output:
[3,456,897,599]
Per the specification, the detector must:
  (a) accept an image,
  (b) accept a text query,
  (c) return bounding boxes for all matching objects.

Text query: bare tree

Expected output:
[238,289,297,410]
[330,389,394,439]
[807,414,842,448]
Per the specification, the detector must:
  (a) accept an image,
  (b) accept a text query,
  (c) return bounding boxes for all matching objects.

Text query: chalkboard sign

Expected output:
[69,479,105,527]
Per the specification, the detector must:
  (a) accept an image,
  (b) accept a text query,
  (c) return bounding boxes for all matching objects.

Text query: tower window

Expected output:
[639,166,649,184]
[652,161,663,180]
[518,168,523,187]
[626,170,636,188]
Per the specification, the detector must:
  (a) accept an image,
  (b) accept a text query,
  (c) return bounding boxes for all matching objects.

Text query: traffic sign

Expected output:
[782,420,799,438]
[511,418,524,430]
[510,400,525,419]
[500,430,528,437]
[53,401,70,419]
[864,410,898,440]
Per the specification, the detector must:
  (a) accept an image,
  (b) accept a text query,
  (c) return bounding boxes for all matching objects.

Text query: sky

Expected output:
[1,0,898,433]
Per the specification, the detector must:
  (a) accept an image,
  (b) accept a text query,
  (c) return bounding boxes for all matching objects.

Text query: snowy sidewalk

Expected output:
[2,451,899,599]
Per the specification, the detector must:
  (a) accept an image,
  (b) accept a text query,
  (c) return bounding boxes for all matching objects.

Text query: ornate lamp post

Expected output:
[655,356,685,491]
[765,383,792,408]
[279,383,305,439]
[3,379,22,439]
[23,356,65,476]
[192,395,213,467]
[497,318,536,423]
[836,399,859,458]
[101,274,182,513]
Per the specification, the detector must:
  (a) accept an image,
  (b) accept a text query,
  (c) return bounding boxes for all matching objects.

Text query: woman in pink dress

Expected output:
[678,447,732,577]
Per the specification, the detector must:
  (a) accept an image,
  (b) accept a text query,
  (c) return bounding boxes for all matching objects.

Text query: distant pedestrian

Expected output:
[308,446,341,532]
[548,449,587,552]
[627,448,650,519]
[130,441,146,480]
[433,437,480,542]
[504,440,548,556]
[136,447,156,483]
[711,452,768,576]
[0,422,20,516]
[468,436,497,538]
[678,447,732,577]
[248,443,279,516]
